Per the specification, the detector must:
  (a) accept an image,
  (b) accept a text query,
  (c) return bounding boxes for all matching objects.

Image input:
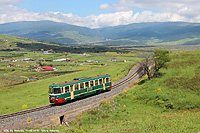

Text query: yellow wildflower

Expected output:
[22,104,28,109]
[157,88,162,93]
[136,58,140,62]
[123,89,127,93]
[27,117,31,122]
[53,116,57,121]
[27,117,32,125]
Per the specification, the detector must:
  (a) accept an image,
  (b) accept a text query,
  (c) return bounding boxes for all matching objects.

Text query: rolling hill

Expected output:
[0,21,103,45]
[1,21,200,45]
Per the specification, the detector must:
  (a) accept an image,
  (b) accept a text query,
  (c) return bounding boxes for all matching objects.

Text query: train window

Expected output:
[80,83,84,89]
[65,86,69,93]
[95,80,98,86]
[99,79,103,84]
[75,84,79,90]
[106,78,109,83]
[49,88,53,94]
[53,88,61,94]
[70,85,74,91]
[90,80,94,87]
[85,82,89,88]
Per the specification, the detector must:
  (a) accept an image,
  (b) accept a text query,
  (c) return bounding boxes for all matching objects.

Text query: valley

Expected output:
[0,21,199,132]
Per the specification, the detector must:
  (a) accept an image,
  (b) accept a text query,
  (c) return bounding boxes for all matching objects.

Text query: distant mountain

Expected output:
[127,22,200,40]
[0,21,103,45]
[1,21,200,45]
[97,22,200,45]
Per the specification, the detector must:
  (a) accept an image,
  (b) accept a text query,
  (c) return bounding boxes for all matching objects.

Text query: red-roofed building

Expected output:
[40,66,58,71]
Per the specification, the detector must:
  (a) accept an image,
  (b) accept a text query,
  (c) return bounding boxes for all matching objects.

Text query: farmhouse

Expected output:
[40,66,58,71]
[87,60,98,63]
[23,58,32,61]
[109,58,117,61]
[10,59,17,62]
[8,63,14,67]
[53,58,70,62]
[83,53,90,56]
[43,49,53,54]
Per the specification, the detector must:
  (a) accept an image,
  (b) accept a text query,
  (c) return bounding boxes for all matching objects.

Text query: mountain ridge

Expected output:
[1,21,200,45]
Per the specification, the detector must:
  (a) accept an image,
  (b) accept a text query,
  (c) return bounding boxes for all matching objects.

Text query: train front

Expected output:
[48,85,65,103]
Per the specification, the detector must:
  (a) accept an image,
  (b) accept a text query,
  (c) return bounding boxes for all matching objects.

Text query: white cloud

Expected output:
[94,11,134,27]
[98,0,200,26]
[0,0,22,5]
[0,0,200,28]
[100,4,110,10]
[100,0,200,18]
[0,6,190,28]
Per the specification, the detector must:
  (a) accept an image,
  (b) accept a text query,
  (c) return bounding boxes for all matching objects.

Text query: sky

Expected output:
[0,0,200,28]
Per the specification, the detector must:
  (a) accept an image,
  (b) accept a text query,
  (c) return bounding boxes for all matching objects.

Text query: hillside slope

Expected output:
[1,21,200,45]
[131,51,200,110]
[46,51,200,132]
[0,21,103,45]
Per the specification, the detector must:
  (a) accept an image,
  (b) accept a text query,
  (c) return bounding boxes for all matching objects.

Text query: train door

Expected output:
[103,78,106,90]
[70,85,74,99]
[61,87,64,99]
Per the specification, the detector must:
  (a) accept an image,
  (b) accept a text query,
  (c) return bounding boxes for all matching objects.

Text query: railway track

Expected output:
[112,67,143,89]
[0,105,53,119]
[0,66,144,120]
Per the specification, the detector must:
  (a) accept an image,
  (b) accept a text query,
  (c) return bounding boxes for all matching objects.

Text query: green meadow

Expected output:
[42,51,200,132]
[0,51,137,115]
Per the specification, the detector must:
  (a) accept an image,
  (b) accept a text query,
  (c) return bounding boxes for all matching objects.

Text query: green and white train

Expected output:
[49,74,112,103]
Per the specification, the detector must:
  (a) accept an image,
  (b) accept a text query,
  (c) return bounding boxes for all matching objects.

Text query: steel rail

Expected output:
[0,105,53,119]
[112,67,143,89]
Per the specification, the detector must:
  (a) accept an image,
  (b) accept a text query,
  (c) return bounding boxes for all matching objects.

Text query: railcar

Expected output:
[49,74,112,103]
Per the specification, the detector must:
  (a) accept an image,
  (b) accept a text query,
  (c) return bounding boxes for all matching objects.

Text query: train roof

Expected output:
[49,74,110,88]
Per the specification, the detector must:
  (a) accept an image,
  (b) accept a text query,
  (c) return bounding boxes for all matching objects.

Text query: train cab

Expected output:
[49,87,66,103]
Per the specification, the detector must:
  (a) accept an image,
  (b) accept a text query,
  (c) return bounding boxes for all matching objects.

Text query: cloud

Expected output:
[0,0,200,28]
[94,11,134,27]
[0,6,189,28]
[100,4,110,10]
[98,0,200,26]
[100,0,200,18]
[0,0,22,5]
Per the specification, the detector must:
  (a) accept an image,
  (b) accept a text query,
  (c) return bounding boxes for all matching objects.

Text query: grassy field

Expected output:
[0,51,139,115]
[40,51,200,132]
[0,51,138,86]
[44,104,200,132]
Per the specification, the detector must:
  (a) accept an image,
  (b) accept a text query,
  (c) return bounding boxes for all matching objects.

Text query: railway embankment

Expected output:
[0,64,145,131]
[41,51,200,132]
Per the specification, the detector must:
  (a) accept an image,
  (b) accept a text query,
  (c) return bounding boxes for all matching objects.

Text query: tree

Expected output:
[153,49,170,78]
[142,49,170,79]
[142,55,152,80]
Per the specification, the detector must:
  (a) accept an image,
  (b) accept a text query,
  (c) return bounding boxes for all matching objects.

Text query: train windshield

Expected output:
[53,88,61,94]
[49,88,61,94]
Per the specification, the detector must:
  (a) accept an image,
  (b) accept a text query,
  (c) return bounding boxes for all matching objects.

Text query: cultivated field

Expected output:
[0,51,140,115]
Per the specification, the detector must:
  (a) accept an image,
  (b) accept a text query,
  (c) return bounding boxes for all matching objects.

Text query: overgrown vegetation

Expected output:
[142,49,170,80]
[16,42,130,53]
[41,51,200,132]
